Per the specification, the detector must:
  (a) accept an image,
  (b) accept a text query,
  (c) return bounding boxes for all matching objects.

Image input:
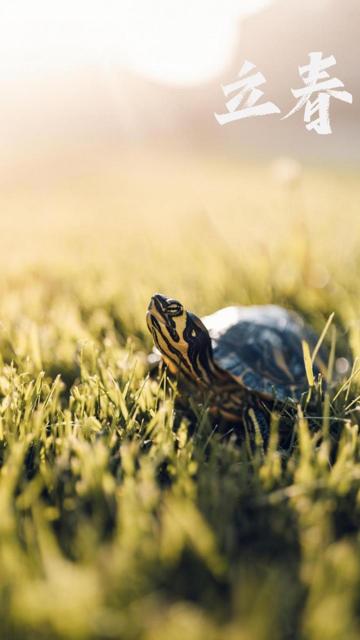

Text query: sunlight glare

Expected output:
[0,0,271,85]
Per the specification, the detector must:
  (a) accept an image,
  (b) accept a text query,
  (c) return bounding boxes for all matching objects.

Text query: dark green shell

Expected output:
[202,305,327,402]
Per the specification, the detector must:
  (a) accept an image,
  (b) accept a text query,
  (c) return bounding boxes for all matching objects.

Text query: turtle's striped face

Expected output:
[146,294,215,385]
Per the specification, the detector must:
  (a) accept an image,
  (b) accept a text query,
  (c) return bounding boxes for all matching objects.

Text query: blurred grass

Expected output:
[0,150,359,639]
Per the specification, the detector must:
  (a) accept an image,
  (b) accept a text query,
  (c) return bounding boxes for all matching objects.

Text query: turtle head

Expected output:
[146,293,215,385]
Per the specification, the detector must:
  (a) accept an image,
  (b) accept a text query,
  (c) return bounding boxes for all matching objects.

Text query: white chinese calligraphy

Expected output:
[282,52,353,135]
[214,53,353,135]
[214,60,280,125]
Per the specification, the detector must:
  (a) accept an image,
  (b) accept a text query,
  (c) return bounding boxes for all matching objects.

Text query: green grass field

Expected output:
[0,151,359,639]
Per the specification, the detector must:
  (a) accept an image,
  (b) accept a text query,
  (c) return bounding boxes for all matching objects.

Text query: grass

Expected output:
[0,149,359,639]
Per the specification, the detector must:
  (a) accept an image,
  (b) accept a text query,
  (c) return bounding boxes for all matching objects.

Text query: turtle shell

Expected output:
[202,305,328,402]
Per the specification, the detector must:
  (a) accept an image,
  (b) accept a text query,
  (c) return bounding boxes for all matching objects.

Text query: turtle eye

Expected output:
[166,301,183,317]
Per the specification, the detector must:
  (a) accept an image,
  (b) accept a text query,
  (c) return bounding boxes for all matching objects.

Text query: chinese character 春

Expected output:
[214,60,281,125]
[282,51,353,135]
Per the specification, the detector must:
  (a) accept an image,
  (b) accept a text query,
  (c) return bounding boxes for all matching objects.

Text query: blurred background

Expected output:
[1,0,359,162]
[0,0,358,289]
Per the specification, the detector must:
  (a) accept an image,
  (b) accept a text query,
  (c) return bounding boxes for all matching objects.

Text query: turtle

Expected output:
[146,293,328,437]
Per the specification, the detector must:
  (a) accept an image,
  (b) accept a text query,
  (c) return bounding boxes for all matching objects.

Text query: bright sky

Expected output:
[0,0,271,85]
